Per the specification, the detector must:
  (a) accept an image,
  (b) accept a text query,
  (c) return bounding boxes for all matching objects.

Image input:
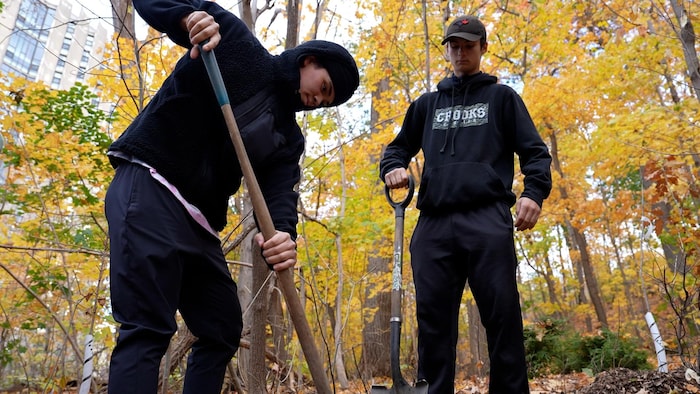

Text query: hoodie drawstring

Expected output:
[439,86,456,154]
[440,79,470,156]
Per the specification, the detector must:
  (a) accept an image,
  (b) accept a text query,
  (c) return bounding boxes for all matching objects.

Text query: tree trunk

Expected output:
[668,0,700,101]
[282,3,304,390]
[333,235,349,388]
[332,125,349,388]
[238,0,255,31]
[235,207,259,391]
[572,252,593,332]
[361,256,391,378]
[310,0,327,39]
[518,235,562,318]
[362,67,393,380]
[269,278,292,391]
[465,295,488,378]
[604,217,642,338]
[158,324,197,392]
[109,0,136,40]
[421,0,431,92]
[549,131,607,330]
[570,226,609,329]
[285,0,301,48]
[247,245,272,393]
[542,255,562,316]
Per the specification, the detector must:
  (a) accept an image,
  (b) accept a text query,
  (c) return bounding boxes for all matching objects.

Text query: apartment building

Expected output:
[0,0,112,90]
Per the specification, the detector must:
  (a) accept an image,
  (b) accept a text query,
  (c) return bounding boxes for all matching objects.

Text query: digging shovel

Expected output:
[200,44,332,394]
[371,176,429,394]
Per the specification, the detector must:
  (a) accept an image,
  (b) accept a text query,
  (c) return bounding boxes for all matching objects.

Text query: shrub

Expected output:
[580,329,651,374]
[523,319,651,378]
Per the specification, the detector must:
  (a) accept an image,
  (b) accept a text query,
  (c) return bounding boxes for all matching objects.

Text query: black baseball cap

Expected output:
[441,15,487,45]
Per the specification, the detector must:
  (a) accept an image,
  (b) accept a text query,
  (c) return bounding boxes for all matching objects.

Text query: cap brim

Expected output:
[441,32,482,44]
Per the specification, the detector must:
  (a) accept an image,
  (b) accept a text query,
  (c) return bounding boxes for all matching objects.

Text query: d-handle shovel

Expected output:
[371,176,428,394]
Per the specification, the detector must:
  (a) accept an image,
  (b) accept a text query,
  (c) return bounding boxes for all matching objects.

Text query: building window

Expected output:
[1,0,55,80]
[51,75,62,89]
[77,33,95,82]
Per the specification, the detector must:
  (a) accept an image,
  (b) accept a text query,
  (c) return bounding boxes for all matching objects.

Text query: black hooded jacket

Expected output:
[380,72,552,213]
[109,0,327,235]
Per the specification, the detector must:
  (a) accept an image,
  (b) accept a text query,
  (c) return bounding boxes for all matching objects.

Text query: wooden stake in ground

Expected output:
[200,46,332,394]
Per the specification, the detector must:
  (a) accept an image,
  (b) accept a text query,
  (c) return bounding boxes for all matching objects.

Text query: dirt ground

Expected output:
[575,368,700,394]
[348,367,700,393]
[457,368,700,394]
[452,367,700,393]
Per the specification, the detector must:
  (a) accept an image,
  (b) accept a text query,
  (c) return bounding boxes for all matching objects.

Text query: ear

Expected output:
[481,42,488,55]
[301,55,317,67]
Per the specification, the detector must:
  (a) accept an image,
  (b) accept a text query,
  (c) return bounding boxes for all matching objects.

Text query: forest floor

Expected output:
[570,367,699,394]
[1,367,698,393]
[345,367,700,393]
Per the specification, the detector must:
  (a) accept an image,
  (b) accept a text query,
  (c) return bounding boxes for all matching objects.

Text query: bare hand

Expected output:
[181,11,220,59]
[384,168,409,189]
[514,197,541,231]
[255,231,297,272]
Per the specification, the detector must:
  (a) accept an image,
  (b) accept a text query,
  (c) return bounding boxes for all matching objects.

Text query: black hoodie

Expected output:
[109,0,356,235]
[380,72,552,213]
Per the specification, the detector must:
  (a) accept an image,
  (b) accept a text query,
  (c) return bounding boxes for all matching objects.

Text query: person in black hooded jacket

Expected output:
[380,15,551,394]
[104,0,359,392]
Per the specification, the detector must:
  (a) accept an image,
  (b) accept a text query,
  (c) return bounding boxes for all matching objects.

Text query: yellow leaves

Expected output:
[92,31,187,139]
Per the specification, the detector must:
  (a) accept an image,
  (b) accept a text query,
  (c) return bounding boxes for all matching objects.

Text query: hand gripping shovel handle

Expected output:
[200,46,332,394]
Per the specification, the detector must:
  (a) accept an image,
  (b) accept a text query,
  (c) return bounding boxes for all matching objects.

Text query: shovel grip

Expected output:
[385,175,415,212]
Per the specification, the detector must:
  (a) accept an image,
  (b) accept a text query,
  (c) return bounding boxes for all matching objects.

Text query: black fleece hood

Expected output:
[280,40,360,107]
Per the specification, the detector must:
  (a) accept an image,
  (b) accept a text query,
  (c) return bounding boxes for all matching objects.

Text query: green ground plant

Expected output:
[524,319,651,378]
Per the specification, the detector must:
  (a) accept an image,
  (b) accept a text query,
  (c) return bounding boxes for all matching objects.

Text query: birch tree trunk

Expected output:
[331,121,349,389]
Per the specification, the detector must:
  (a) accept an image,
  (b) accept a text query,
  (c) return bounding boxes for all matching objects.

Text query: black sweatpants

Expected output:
[105,162,243,394]
[410,203,529,394]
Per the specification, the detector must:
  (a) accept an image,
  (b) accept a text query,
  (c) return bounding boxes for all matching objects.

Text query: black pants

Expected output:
[105,162,242,394]
[410,204,529,394]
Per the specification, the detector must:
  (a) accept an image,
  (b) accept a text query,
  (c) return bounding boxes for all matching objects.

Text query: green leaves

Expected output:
[29,83,113,149]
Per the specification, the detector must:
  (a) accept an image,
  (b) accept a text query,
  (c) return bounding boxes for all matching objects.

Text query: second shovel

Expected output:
[371,176,428,394]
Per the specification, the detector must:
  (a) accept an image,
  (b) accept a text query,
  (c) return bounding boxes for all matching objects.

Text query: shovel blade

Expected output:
[414,379,429,393]
[370,385,392,394]
[370,379,429,394]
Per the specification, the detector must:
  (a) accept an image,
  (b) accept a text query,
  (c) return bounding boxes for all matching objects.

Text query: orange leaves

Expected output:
[643,157,684,198]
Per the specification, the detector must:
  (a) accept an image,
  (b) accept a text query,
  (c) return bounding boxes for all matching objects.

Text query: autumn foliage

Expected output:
[0,0,698,392]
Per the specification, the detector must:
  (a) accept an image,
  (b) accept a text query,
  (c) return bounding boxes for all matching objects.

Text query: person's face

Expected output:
[299,56,335,108]
[446,38,487,78]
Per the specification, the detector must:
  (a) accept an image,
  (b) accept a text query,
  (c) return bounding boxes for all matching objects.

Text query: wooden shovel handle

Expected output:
[201,46,332,394]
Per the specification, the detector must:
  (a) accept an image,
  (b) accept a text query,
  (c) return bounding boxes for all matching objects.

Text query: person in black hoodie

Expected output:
[380,15,551,394]
[104,0,359,393]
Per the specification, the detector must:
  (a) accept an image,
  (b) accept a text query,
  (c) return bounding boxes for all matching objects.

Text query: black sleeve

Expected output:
[256,127,305,240]
[379,99,425,182]
[133,0,252,49]
[506,90,552,206]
